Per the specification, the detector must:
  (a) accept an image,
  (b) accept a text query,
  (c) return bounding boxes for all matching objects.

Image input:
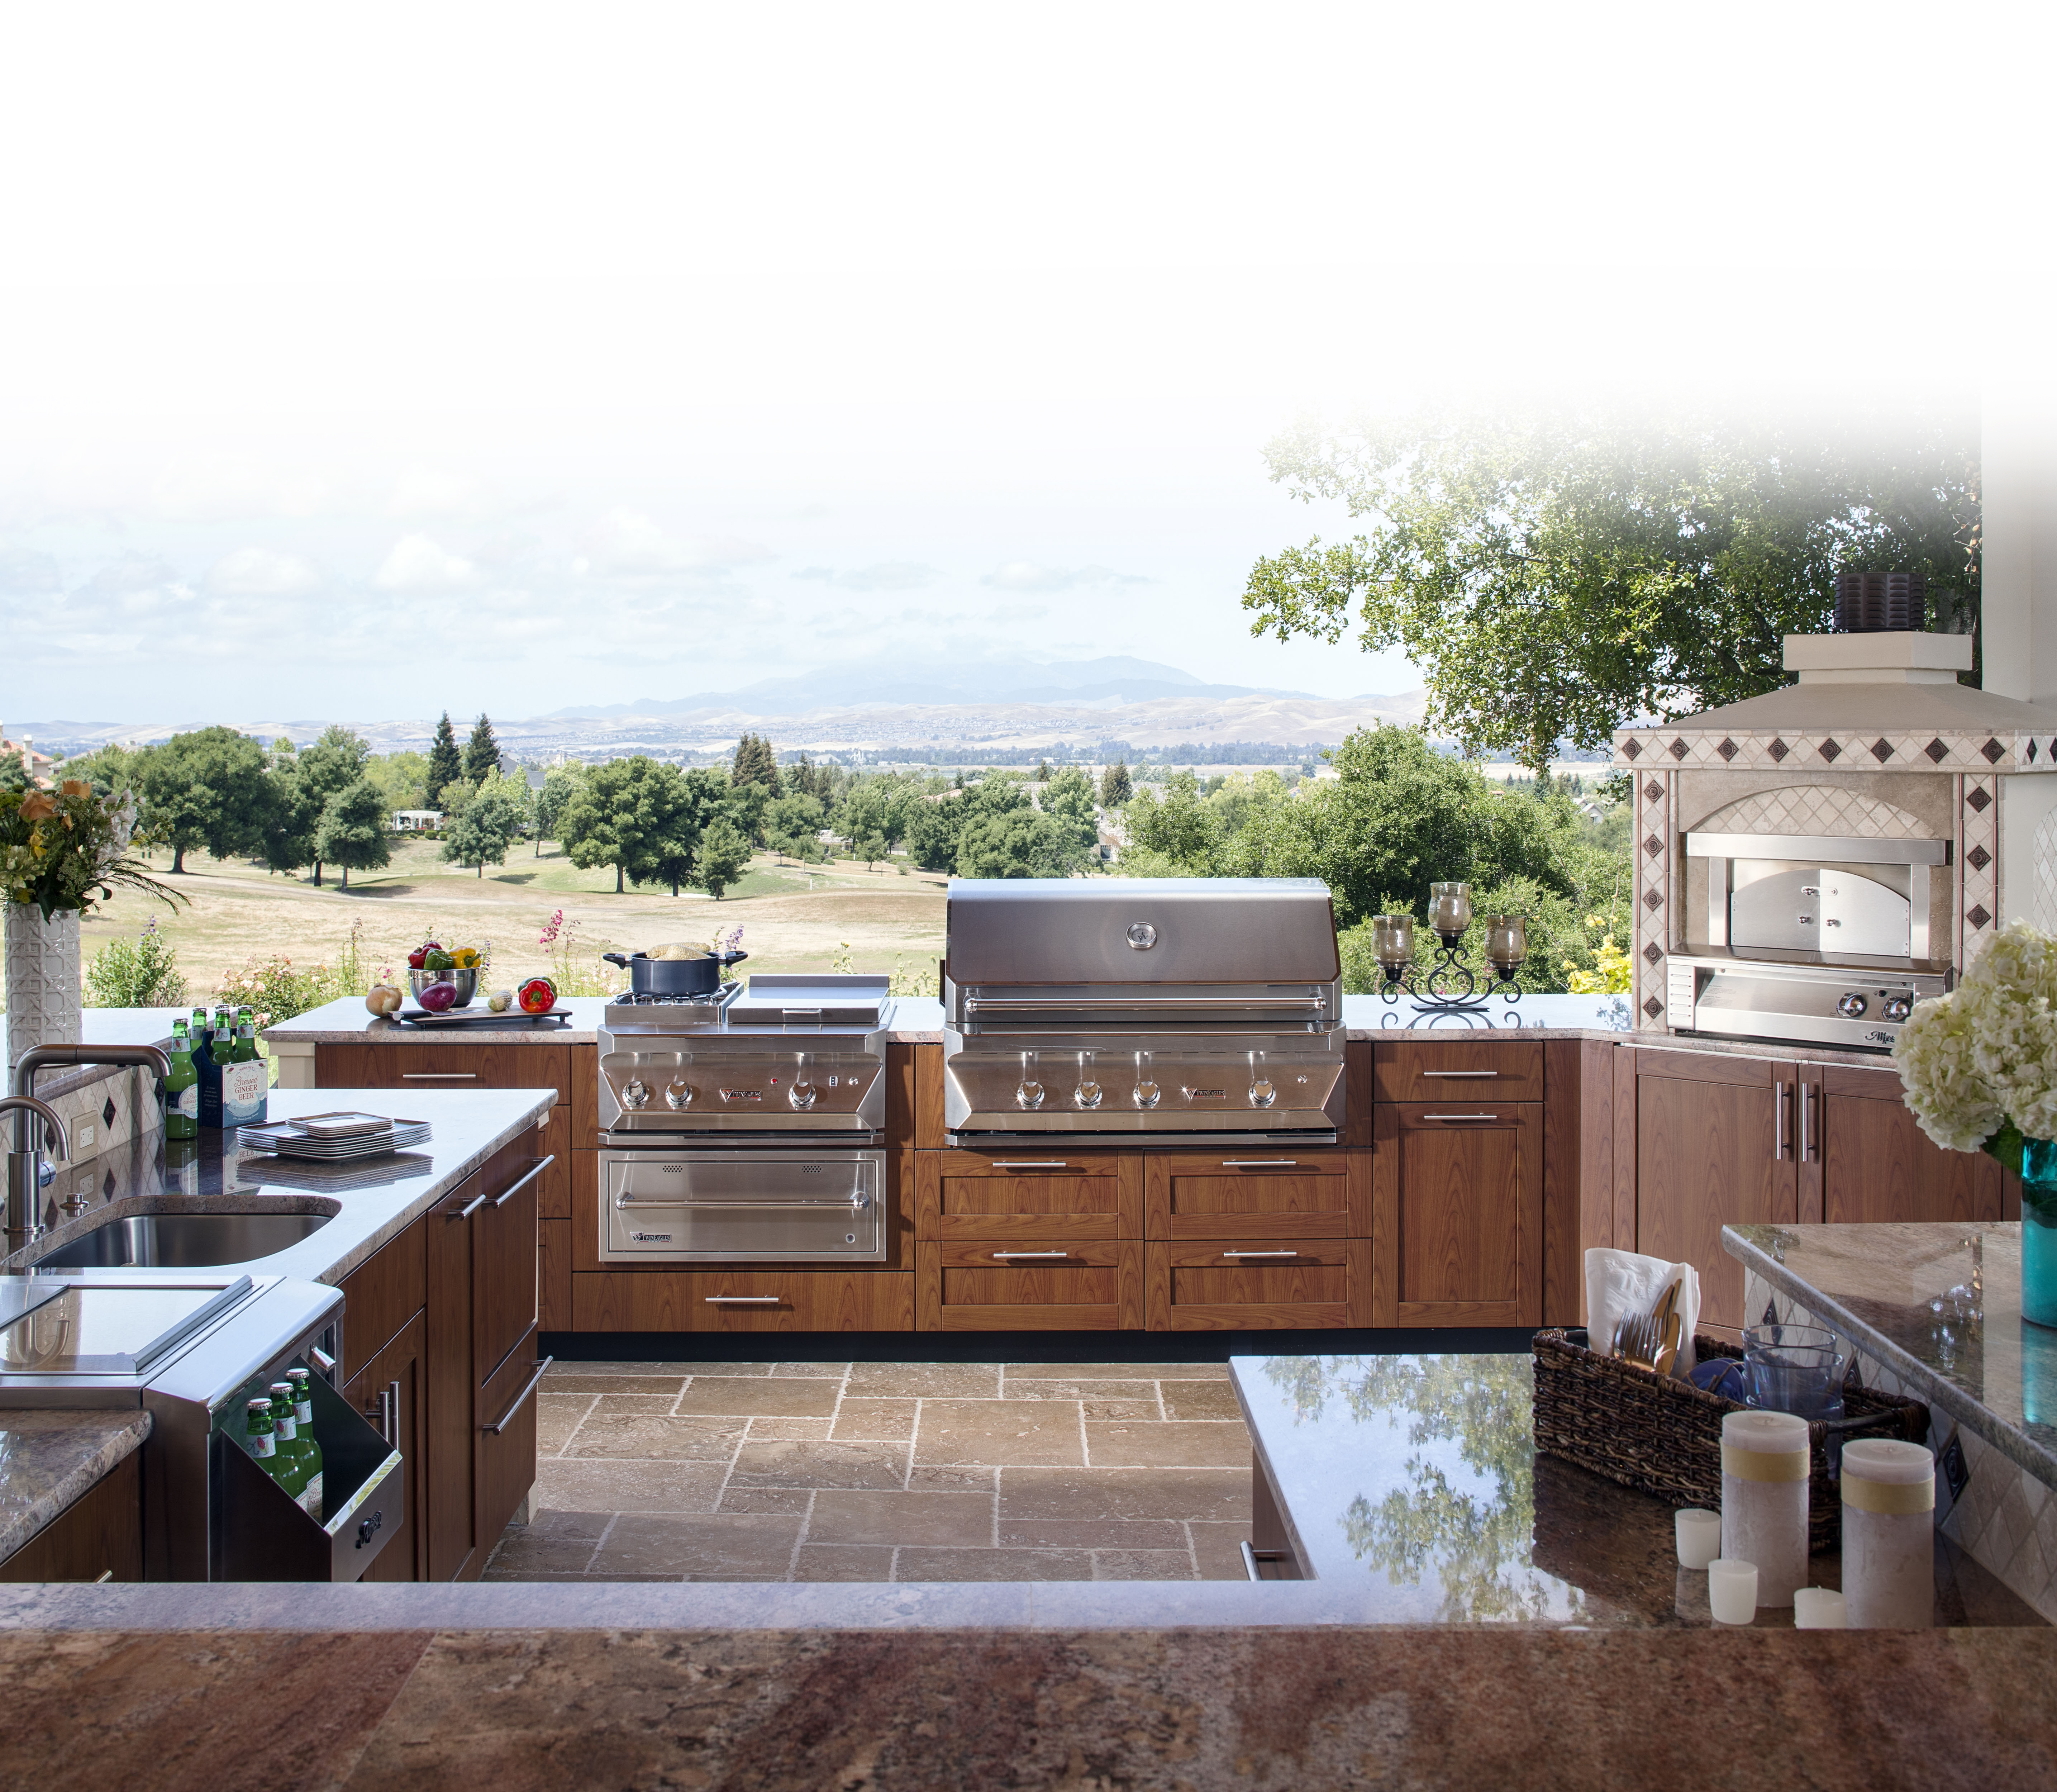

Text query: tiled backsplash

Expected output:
[14,1063,160,1171]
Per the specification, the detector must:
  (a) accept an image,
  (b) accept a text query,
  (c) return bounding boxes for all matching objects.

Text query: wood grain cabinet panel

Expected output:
[1143,1149,1357,1239]
[343,1309,424,1583]
[0,1450,141,1583]
[919,1237,1142,1330]
[1374,1040,1544,1104]
[473,1143,543,1390]
[335,1215,425,1384]
[539,1219,572,1330]
[916,1150,1141,1242]
[314,1042,381,1088]
[423,1171,480,1583]
[573,1270,916,1332]
[1372,1104,1541,1327]
[535,1103,571,1219]
[476,1323,544,1555]
[1819,1081,2004,1226]
[1144,1238,1361,1330]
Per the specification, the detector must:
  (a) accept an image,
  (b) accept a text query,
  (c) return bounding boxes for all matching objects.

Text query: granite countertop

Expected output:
[1231,1351,2039,1627]
[1725,1221,2057,1492]
[0,1409,151,1563]
[0,1088,557,1288]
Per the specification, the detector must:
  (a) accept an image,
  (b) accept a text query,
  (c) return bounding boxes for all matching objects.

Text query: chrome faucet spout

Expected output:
[1,1094,70,1254]
[12,1043,171,1149]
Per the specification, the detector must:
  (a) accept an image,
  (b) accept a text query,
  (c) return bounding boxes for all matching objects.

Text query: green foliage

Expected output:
[2,778,184,919]
[463,714,500,786]
[558,757,721,897]
[84,916,189,1008]
[762,792,826,862]
[132,727,276,873]
[316,778,394,887]
[730,732,782,794]
[426,712,463,803]
[364,749,431,814]
[214,919,371,1022]
[695,817,751,898]
[1098,760,1133,806]
[1039,767,1099,852]
[1243,409,1982,772]
[533,764,583,848]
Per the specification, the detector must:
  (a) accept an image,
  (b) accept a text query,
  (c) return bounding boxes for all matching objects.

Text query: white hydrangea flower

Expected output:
[1896,921,2057,1152]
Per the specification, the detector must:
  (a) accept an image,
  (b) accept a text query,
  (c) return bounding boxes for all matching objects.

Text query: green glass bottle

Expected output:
[195,1008,224,1129]
[164,1026,199,1140]
[244,1396,280,1473]
[266,1381,309,1501]
[286,1366,324,1516]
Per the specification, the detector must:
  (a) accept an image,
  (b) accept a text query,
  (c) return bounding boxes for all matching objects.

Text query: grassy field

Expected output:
[67,837,948,1007]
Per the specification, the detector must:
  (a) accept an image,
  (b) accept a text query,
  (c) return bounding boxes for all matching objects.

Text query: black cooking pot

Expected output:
[602,947,748,995]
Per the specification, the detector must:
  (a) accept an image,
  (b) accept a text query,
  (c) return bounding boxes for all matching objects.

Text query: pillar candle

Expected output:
[1721,1409,1810,1607]
[1840,1439,1935,1629]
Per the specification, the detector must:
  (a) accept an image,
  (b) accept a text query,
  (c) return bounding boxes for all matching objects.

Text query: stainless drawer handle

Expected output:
[485,1356,554,1435]
[94,1569,114,1584]
[492,1155,556,1207]
[402,1071,478,1079]
[705,1294,782,1303]
[618,1195,870,1211]
[1220,1159,1297,1168]
[1422,1070,1498,1078]
[989,1160,1069,1169]
[993,1250,1071,1259]
[1223,1249,1297,1258]
[1420,1112,1500,1121]
[453,1188,492,1220]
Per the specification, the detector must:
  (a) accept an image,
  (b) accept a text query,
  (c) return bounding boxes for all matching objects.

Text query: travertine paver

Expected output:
[484,1360,1255,1584]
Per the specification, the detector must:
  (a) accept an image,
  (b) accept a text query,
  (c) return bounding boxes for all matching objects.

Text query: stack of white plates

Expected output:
[239,1113,432,1161]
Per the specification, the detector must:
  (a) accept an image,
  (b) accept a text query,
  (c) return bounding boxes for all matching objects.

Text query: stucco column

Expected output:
[1982,370,2057,706]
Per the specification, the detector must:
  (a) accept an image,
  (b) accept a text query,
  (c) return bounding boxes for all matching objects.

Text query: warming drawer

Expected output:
[598,1149,887,1263]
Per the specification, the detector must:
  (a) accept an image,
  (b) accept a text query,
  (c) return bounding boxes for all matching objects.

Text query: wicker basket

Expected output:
[1531,1328,1930,1553]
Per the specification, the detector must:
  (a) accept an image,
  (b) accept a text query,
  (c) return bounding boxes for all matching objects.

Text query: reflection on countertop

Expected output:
[1233,1352,2042,1627]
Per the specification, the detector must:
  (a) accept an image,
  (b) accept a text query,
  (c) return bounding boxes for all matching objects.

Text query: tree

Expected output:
[637,766,725,897]
[364,749,431,814]
[132,727,274,873]
[463,713,501,786]
[1039,766,1099,854]
[1099,760,1133,806]
[762,791,825,863]
[956,807,1079,879]
[695,816,751,898]
[441,775,527,878]
[1034,758,1051,782]
[291,725,373,887]
[426,712,463,804]
[558,756,716,896]
[730,732,781,795]
[1243,409,1983,773]
[532,763,583,856]
[315,778,393,888]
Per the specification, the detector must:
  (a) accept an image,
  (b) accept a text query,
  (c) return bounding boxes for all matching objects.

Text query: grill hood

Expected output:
[946,878,1341,986]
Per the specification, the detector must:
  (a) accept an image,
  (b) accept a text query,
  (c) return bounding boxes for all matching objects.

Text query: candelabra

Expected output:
[1372,885,1527,1014]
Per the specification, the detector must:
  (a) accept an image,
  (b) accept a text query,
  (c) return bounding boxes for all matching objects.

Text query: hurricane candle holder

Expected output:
[1373,888,1527,1014]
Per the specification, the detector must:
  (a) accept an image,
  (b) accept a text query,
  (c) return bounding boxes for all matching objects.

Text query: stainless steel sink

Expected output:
[32,1211,334,1270]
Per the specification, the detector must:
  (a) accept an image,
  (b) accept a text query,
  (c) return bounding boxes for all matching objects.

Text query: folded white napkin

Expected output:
[1584,1247,1701,1375]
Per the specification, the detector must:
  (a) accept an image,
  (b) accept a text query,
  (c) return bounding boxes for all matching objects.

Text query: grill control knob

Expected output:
[1836,993,1868,1019]
[622,1078,651,1110]
[664,1080,694,1111]
[1249,1078,1277,1108]
[1882,994,1914,1022]
[790,1079,819,1111]
[1016,1080,1047,1110]
[1075,1080,1103,1109]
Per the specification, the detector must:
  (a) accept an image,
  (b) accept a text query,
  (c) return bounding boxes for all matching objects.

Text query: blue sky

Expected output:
[0,4,2030,724]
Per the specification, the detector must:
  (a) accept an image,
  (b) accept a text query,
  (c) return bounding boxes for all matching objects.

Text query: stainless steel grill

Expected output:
[942,878,1346,1146]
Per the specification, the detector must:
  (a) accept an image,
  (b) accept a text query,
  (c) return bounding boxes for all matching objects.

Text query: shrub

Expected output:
[84,916,189,1008]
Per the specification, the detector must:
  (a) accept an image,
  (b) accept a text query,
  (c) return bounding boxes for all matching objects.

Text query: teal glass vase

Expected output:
[2022,1138,2057,1329]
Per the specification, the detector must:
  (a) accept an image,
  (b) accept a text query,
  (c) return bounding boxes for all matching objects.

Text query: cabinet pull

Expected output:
[452,1188,492,1221]
[1420,1112,1499,1122]
[1776,1083,1790,1160]
[484,1356,554,1435]
[402,1071,478,1079]
[363,1385,394,1445]
[989,1160,1069,1169]
[1220,1159,1297,1168]
[1800,1083,1816,1163]
[1223,1249,1297,1258]
[993,1250,1070,1259]
[705,1294,782,1304]
[1421,1070,1498,1078]
[492,1154,556,1207]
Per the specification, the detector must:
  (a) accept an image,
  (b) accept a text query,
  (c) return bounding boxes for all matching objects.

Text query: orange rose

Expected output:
[19,793,56,822]
[59,779,90,798]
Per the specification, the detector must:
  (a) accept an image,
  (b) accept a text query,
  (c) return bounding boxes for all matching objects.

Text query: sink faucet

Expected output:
[1,1095,70,1254]
[8,1044,170,1251]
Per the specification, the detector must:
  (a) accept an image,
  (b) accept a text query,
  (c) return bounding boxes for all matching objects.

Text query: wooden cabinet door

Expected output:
[1631,1052,1795,1333]
[335,1216,425,1384]
[1143,1150,1359,1240]
[916,1150,1141,1242]
[344,1309,425,1583]
[1372,1103,1541,1326]
[1144,1238,1359,1330]
[473,1144,544,1391]
[424,1170,480,1582]
[920,1238,1141,1330]
[573,1270,916,1331]
[1819,1066,2004,1225]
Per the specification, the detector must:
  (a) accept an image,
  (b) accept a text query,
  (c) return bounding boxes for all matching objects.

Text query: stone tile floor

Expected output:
[485,1360,1256,1583]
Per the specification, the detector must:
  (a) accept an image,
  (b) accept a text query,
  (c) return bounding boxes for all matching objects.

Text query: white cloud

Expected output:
[389,467,482,518]
[584,507,770,580]
[373,533,479,591]
[792,562,938,591]
[208,546,320,595]
[982,562,1150,592]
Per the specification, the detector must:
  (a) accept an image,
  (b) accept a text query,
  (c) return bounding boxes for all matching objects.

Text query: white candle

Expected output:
[1708,1558,1758,1625]
[1840,1438,1935,1629]
[1722,1409,1810,1607]
[1675,1507,1721,1570]
[1793,1588,1847,1629]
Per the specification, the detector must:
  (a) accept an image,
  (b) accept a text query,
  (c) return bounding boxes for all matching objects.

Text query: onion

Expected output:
[417,980,459,1013]
[365,984,404,1017]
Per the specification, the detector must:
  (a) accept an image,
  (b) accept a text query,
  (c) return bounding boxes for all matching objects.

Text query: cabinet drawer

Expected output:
[473,1141,544,1389]
[572,1270,916,1331]
[368,1039,572,1095]
[1144,1149,1358,1239]
[1375,1041,1544,1103]
[917,1150,1142,1241]
[336,1216,425,1383]
[476,1325,545,1559]
[1144,1238,1362,1330]
[315,1042,381,1088]
[919,1238,1141,1331]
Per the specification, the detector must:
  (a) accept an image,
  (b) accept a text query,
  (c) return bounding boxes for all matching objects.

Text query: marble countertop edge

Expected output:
[0,1411,151,1564]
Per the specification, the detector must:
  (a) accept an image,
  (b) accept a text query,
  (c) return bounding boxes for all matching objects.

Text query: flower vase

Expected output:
[2,901,82,1076]
[2022,1139,2057,1330]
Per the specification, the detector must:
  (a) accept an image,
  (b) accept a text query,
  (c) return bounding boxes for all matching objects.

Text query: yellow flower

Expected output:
[59,779,91,798]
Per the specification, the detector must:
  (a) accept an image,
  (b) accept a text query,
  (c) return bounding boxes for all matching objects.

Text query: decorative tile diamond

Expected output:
[1968,787,1992,813]
[1871,738,1893,762]
[1643,889,1663,911]
[1982,738,2006,764]
[1717,737,1738,762]
[1643,834,1665,858]
[1642,942,1662,965]
[101,1096,116,1127]
[1644,780,1664,802]
[103,1168,116,1197]
[1926,738,1949,763]
[2031,740,2041,765]
[1622,737,1643,760]
[1968,904,1992,930]
[1668,738,1689,761]
[1818,738,1842,762]
[1767,738,1789,762]
[1643,995,1664,1019]
[1968,845,1991,871]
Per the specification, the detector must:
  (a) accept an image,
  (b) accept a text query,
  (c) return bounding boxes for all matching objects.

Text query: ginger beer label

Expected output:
[222,1060,267,1126]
